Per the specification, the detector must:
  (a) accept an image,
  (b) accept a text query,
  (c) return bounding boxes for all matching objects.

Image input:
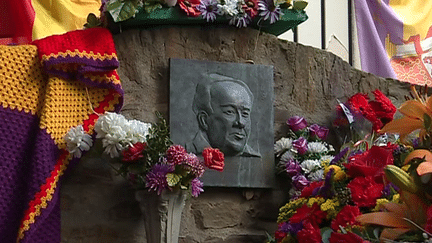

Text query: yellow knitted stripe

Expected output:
[16,152,71,242]
[41,49,117,62]
[84,73,121,85]
[0,45,46,115]
[38,76,110,148]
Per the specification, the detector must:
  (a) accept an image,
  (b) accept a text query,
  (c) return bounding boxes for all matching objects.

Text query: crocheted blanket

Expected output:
[0,28,123,242]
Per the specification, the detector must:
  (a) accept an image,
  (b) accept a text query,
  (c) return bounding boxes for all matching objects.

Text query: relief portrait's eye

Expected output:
[222,107,236,116]
[241,110,250,118]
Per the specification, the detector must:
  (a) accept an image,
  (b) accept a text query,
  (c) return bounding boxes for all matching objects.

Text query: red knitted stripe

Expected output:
[33,27,117,60]
[17,149,68,241]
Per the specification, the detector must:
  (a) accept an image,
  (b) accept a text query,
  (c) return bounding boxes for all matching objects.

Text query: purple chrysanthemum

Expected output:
[197,0,219,22]
[166,145,187,165]
[258,0,283,24]
[229,13,252,28]
[145,164,175,195]
[191,178,204,197]
[181,153,205,177]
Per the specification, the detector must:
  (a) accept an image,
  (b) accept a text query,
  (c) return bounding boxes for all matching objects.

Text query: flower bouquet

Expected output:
[84,0,308,36]
[269,90,413,243]
[64,111,225,243]
[356,86,432,242]
[64,111,225,197]
[274,116,335,198]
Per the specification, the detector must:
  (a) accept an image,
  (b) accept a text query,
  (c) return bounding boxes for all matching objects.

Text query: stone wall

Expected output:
[61,26,410,242]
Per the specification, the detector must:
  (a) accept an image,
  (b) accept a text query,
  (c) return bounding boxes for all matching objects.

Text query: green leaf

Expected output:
[144,1,163,13]
[424,113,432,130]
[320,227,332,243]
[107,0,141,22]
[166,173,181,187]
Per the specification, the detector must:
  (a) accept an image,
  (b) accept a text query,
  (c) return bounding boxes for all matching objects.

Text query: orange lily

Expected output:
[356,191,429,241]
[380,86,432,141]
[404,149,432,176]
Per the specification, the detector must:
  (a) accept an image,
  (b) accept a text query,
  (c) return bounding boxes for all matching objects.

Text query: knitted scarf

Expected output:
[0,27,123,242]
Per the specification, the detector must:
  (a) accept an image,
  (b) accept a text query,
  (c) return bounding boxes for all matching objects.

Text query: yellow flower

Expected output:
[307,197,325,207]
[277,198,307,223]
[320,198,340,218]
[380,86,432,141]
[373,198,389,212]
[324,165,346,181]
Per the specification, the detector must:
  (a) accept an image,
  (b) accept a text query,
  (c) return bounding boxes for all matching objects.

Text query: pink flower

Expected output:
[202,147,224,172]
[287,116,308,131]
[166,145,187,165]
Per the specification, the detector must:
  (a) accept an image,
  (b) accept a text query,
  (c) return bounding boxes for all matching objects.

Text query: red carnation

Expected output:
[296,221,322,243]
[331,205,361,231]
[329,231,369,243]
[290,203,327,225]
[274,230,287,242]
[345,144,396,179]
[369,89,396,126]
[122,142,146,162]
[202,147,225,172]
[347,176,384,207]
[348,93,383,132]
[300,181,324,198]
[424,205,432,234]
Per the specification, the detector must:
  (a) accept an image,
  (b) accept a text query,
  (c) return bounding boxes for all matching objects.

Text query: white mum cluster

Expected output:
[94,112,152,158]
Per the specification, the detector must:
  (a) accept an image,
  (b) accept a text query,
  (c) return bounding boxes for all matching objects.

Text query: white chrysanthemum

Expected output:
[288,187,301,198]
[274,137,293,154]
[102,132,126,158]
[320,155,335,165]
[280,150,294,162]
[307,142,328,153]
[64,125,93,158]
[124,119,152,144]
[308,169,324,182]
[94,112,128,139]
[217,0,239,16]
[300,159,321,174]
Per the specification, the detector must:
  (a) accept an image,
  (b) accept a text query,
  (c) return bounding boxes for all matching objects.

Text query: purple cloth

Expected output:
[354,0,403,79]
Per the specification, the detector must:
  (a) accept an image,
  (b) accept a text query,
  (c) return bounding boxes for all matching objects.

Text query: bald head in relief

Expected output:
[185,75,261,157]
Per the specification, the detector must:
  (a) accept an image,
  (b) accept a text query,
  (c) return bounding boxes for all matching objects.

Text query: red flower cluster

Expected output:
[347,89,396,132]
[122,142,146,162]
[202,147,225,172]
[330,205,361,231]
[345,144,397,179]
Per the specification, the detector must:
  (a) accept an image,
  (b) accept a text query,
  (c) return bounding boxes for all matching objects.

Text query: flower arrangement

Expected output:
[274,116,335,198]
[269,90,418,243]
[84,0,308,29]
[64,112,224,197]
